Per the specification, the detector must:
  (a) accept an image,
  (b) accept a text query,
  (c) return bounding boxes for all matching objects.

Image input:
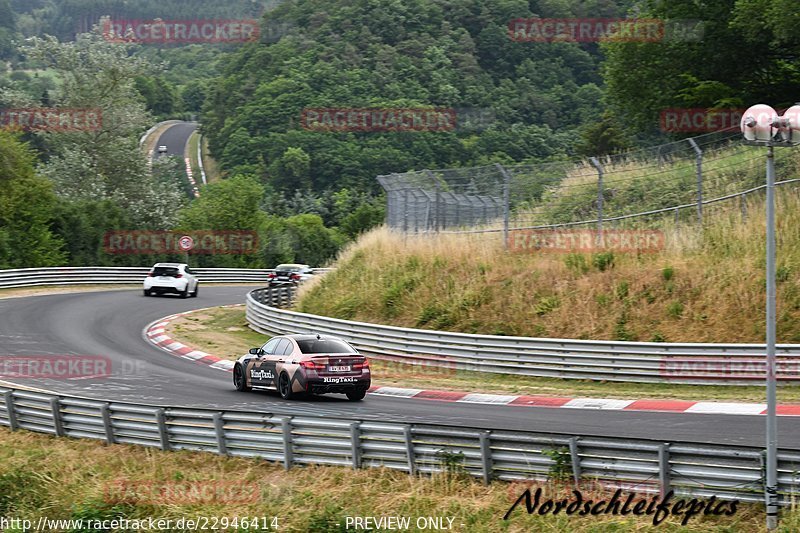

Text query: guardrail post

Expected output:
[479,431,493,485]
[3,391,18,431]
[658,443,671,498]
[403,425,416,475]
[569,437,581,485]
[282,417,294,470]
[50,397,64,437]
[688,138,703,225]
[213,413,227,456]
[155,408,170,451]
[100,402,115,444]
[350,422,361,470]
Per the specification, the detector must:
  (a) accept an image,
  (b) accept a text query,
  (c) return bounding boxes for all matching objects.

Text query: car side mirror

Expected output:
[248,348,263,355]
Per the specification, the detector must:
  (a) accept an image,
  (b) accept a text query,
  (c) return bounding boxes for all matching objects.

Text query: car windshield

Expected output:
[297,339,355,354]
[152,267,179,277]
[276,265,301,272]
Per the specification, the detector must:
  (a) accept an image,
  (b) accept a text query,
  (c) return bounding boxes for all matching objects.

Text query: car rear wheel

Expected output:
[192,284,199,298]
[180,287,188,299]
[346,388,367,401]
[233,364,250,391]
[278,372,295,400]
[143,289,151,297]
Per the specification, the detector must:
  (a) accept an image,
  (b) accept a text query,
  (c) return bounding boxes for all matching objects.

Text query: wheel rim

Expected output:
[234,367,243,388]
[280,375,288,396]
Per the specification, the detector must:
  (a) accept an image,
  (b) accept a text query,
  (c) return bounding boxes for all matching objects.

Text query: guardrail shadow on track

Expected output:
[1,385,797,504]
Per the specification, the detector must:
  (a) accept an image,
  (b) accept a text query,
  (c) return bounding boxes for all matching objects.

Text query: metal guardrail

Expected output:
[1,384,798,504]
[246,288,800,386]
[0,267,332,290]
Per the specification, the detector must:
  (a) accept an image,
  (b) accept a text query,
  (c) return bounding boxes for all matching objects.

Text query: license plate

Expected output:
[328,365,351,372]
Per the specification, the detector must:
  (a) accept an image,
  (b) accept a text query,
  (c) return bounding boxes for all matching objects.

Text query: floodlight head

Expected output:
[741,104,777,141]
[779,105,800,143]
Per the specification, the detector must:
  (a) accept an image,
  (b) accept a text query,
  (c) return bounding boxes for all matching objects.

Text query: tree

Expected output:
[24,29,185,228]
[0,131,65,268]
[177,174,268,267]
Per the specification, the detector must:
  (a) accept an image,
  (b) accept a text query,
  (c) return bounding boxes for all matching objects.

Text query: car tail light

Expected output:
[267,273,276,279]
[300,361,324,370]
[174,274,183,278]
[353,358,370,370]
[147,272,154,277]
[291,273,301,281]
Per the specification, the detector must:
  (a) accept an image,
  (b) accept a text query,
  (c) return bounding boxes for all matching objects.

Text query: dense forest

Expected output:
[1,0,799,268]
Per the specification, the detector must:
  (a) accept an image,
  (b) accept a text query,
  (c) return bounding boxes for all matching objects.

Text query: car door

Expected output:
[248,338,280,387]
[261,339,293,388]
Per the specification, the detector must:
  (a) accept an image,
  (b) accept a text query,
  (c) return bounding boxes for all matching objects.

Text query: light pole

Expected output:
[740,103,800,530]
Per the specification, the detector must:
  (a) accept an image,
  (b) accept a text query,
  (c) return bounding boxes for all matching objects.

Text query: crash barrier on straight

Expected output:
[247,287,800,386]
[0,267,333,290]
[1,384,798,505]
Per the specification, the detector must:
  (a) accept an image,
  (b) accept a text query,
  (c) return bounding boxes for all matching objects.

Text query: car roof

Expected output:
[153,263,186,267]
[275,263,310,268]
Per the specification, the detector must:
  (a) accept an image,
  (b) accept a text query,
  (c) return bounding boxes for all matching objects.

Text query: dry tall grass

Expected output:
[1,426,796,532]
[298,186,800,343]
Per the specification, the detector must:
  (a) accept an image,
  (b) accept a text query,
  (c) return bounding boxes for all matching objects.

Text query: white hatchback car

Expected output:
[143,263,199,298]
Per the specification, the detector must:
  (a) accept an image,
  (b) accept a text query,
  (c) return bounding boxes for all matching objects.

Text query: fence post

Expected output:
[496,163,512,250]
[155,408,170,451]
[569,437,582,485]
[589,157,604,237]
[350,422,361,470]
[658,443,671,498]
[3,391,18,431]
[100,402,114,444]
[403,189,409,233]
[741,193,748,221]
[688,138,703,225]
[50,397,64,437]
[282,417,294,470]
[478,431,493,484]
[213,412,227,456]
[404,425,416,475]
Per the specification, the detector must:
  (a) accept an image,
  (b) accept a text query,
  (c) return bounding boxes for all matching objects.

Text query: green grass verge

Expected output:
[1,426,796,532]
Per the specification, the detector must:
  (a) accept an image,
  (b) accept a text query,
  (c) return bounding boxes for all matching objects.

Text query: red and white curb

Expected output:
[145,311,800,416]
[368,387,800,416]
[145,310,235,372]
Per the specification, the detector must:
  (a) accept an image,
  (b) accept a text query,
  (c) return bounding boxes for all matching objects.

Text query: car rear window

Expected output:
[297,339,355,354]
[153,267,179,276]
[276,265,301,272]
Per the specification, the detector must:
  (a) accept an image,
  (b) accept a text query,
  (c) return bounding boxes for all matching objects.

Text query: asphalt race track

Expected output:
[1,287,799,449]
[153,122,197,160]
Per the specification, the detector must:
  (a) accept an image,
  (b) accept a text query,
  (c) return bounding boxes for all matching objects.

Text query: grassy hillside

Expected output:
[297,148,800,343]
